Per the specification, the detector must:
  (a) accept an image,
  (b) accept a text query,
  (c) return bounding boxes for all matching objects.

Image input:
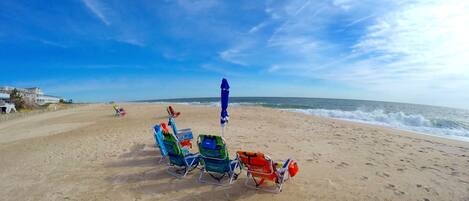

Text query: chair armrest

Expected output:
[176,130,193,140]
[178,128,192,132]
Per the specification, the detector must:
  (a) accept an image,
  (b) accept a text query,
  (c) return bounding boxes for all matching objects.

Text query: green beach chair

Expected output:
[162,129,200,178]
[197,134,241,185]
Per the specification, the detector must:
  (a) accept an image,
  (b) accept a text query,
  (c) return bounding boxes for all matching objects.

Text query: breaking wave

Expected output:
[286,108,469,140]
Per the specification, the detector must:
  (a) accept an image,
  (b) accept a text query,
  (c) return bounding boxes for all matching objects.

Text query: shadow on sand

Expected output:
[105,141,259,200]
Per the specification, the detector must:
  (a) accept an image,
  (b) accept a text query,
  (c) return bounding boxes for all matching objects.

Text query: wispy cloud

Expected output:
[248,21,268,34]
[39,39,68,48]
[82,0,110,26]
[347,0,469,86]
[344,14,375,27]
[219,39,255,66]
[116,38,145,47]
[214,0,469,107]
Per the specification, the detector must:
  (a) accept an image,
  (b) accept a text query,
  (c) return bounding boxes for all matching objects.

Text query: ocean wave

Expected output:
[286,108,469,140]
[150,101,264,107]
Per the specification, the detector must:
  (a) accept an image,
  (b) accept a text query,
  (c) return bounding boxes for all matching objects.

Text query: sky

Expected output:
[0,0,468,109]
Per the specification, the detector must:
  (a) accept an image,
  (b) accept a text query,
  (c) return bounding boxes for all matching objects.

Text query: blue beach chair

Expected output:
[197,134,241,185]
[162,129,200,178]
[153,124,168,163]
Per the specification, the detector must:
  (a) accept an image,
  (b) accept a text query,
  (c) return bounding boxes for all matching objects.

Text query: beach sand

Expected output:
[0,103,468,201]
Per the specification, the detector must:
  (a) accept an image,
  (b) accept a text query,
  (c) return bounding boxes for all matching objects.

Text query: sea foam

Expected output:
[286,108,469,140]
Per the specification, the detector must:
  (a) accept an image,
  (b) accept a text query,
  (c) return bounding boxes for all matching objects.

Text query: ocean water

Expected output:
[140,97,469,141]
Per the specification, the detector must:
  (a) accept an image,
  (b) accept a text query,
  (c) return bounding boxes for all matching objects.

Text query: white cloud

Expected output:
[82,0,110,26]
[39,39,68,48]
[332,0,353,10]
[216,0,469,108]
[219,40,255,66]
[347,0,469,87]
[116,37,145,47]
[344,14,375,27]
[248,21,268,33]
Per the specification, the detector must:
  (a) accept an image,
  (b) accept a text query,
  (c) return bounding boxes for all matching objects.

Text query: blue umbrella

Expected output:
[220,78,230,136]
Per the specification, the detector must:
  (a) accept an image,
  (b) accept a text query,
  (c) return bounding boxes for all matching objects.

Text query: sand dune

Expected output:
[0,104,468,201]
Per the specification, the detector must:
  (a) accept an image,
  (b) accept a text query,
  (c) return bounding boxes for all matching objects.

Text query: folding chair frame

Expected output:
[166,153,200,178]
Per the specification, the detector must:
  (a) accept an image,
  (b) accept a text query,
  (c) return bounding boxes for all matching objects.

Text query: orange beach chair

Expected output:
[237,151,298,193]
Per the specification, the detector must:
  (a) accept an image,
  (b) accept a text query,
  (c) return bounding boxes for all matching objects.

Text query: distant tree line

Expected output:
[9,89,28,110]
[60,99,73,104]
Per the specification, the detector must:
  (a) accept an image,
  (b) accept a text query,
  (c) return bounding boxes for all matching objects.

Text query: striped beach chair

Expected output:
[162,129,200,178]
[197,134,241,185]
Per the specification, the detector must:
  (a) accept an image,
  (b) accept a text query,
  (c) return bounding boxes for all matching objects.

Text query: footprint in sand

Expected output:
[450,171,460,176]
[375,152,385,156]
[385,183,406,196]
[336,162,349,169]
[376,171,390,178]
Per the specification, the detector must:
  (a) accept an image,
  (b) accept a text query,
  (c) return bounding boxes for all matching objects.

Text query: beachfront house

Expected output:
[0,92,9,100]
[0,86,62,105]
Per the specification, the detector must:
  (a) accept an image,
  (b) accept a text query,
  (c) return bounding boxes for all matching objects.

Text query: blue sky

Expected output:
[0,0,468,108]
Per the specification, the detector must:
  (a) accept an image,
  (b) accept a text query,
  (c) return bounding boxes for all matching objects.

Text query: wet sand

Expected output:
[0,103,468,201]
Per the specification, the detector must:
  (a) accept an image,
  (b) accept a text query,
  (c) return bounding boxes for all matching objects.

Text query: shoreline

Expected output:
[287,110,469,144]
[136,102,469,144]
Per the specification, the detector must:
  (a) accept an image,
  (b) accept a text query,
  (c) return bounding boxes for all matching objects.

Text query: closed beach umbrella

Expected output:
[220,78,230,136]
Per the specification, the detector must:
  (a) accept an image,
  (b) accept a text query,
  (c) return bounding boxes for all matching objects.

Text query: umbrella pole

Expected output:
[221,125,225,137]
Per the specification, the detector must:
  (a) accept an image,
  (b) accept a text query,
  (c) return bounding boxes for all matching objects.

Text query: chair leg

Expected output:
[158,156,166,164]
[166,165,188,178]
[229,162,240,184]
[198,169,205,183]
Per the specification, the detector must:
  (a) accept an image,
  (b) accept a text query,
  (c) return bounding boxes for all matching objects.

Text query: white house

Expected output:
[0,86,62,105]
[0,92,9,100]
[36,95,62,105]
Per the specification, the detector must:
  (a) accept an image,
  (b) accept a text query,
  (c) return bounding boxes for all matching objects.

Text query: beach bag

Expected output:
[288,160,299,177]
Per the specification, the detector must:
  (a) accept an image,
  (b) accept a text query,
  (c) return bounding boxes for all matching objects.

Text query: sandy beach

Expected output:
[0,103,468,201]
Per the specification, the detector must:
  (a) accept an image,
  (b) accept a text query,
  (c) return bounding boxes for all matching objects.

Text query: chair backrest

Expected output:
[153,124,168,156]
[168,117,178,135]
[198,134,230,173]
[237,151,274,176]
[162,127,186,166]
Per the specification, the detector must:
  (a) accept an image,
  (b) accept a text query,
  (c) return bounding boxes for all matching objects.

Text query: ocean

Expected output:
[140,97,469,142]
